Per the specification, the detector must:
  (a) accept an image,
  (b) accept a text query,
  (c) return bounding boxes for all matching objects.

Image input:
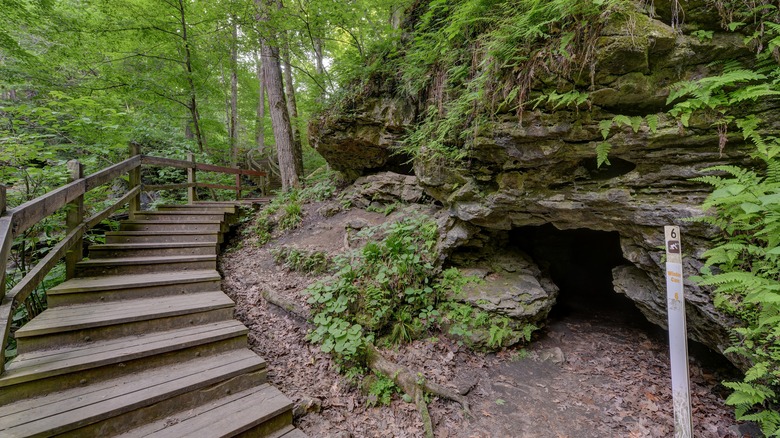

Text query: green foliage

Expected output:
[691,158,780,435]
[271,246,332,275]
[386,0,629,163]
[307,215,450,368]
[279,201,303,231]
[366,372,398,407]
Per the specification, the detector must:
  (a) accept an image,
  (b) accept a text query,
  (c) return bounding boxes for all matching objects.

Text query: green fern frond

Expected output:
[595,142,611,168]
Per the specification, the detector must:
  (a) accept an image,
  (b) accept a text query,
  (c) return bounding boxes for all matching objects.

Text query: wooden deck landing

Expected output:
[0,202,303,437]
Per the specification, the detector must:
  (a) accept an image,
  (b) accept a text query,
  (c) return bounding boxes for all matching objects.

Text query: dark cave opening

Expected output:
[511,224,644,324]
[510,224,739,373]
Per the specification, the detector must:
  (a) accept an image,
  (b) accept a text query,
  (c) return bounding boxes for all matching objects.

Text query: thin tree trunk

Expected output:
[313,38,324,76]
[230,20,239,167]
[255,51,265,154]
[282,40,303,177]
[178,0,204,152]
[257,0,299,191]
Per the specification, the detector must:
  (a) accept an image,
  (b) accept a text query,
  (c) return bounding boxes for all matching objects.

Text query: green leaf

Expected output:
[646,114,659,133]
[596,142,612,168]
[599,119,612,139]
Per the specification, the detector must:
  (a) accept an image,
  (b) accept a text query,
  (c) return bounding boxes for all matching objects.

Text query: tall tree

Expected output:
[255,50,266,153]
[257,0,299,191]
[229,18,240,166]
[282,39,304,176]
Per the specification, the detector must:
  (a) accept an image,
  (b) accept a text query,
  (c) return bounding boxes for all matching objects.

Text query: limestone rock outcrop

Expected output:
[309,3,777,365]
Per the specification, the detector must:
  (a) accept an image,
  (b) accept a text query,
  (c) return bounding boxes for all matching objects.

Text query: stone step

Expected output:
[105,231,221,244]
[14,291,235,353]
[47,270,222,306]
[0,320,253,404]
[0,349,266,437]
[133,211,228,222]
[116,384,294,438]
[88,242,217,259]
[75,255,217,276]
[120,220,225,233]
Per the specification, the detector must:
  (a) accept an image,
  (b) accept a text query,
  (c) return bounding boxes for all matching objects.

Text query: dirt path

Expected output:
[219,204,756,438]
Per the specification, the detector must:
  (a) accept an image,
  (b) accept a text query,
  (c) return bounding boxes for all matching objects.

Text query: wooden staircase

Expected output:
[0,203,304,438]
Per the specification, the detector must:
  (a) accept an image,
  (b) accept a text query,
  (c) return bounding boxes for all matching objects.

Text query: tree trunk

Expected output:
[313,38,324,76]
[257,0,299,191]
[282,40,304,177]
[178,0,204,153]
[255,51,266,155]
[230,20,239,167]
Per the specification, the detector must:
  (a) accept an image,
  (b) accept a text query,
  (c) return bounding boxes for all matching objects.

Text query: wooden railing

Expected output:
[0,144,266,374]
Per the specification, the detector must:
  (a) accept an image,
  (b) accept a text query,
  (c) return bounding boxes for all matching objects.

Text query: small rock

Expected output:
[317,202,341,218]
[537,347,566,365]
[345,218,369,230]
[292,396,322,418]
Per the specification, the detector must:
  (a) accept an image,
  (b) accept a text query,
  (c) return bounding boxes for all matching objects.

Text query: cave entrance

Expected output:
[510,224,646,325]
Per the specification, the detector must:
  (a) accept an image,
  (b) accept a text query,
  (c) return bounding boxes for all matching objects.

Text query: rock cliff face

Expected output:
[309,3,778,365]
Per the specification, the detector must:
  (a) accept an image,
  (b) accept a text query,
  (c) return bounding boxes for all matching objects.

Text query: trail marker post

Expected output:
[664,225,693,438]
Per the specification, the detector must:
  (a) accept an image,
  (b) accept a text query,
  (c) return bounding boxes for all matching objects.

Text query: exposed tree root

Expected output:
[366,343,471,438]
[263,290,471,437]
[261,289,309,320]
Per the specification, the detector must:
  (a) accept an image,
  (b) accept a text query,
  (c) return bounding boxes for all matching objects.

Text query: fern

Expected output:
[595,142,611,168]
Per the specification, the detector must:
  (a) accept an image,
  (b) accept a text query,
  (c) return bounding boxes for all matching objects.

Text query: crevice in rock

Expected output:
[578,157,637,181]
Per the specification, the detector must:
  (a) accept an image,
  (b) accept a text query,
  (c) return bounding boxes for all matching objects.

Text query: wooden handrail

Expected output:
[140,155,266,177]
[0,146,264,374]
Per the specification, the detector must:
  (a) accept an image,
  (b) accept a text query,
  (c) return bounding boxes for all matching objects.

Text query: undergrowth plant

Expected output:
[271,246,332,275]
[306,213,538,401]
[669,4,780,435]
[246,180,337,246]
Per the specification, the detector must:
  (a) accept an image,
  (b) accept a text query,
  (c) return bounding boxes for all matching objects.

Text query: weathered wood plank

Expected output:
[86,186,141,229]
[129,143,141,217]
[6,224,86,305]
[196,162,266,177]
[187,152,197,204]
[0,215,14,373]
[144,183,194,191]
[66,161,84,279]
[0,184,6,215]
[197,183,241,191]
[0,351,263,434]
[141,155,195,169]
[84,156,141,191]
[140,155,266,177]
[9,179,86,239]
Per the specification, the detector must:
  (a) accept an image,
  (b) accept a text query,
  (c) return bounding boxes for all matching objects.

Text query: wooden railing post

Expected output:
[187,152,197,204]
[65,161,84,279]
[0,184,6,216]
[235,171,241,200]
[129,143,141,218]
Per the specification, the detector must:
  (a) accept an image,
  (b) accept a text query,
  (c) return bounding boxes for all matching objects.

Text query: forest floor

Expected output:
[219,202,760,438]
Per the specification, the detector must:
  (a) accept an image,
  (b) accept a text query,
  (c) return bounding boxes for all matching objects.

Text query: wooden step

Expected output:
[0,349,267,437]
[116,384,294,438]
[195,199,268,207]
[0,320,253,404]
[105,231,221,244]
[120,220,224,233]
[133,211,228,222]
[75,255,217,276]
[88,242,217,259]
[14,292,235,353]
[47,270,222,306]
[156,204,237,214]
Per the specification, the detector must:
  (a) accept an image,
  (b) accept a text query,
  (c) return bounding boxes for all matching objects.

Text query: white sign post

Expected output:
[664,226,693,438]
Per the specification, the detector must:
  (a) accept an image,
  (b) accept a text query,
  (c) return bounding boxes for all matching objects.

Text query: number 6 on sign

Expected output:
[664,226,692,438]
